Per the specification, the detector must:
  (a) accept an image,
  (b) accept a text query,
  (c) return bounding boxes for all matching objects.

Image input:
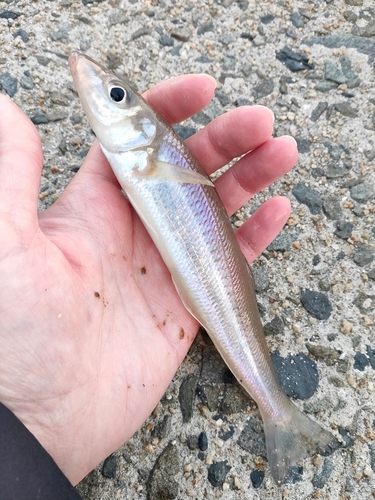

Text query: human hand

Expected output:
[0,75,297,485]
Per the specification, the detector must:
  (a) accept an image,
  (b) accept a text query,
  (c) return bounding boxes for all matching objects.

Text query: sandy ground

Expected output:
[1,0,375,498]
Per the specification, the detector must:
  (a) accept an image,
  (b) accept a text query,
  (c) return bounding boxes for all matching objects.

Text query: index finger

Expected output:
[186,105,275,175]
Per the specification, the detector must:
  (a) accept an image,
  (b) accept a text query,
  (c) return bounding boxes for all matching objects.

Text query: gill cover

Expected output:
[69,52,156,153]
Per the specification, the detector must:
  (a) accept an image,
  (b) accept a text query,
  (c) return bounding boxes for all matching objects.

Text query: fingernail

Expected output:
[197,74,217,88]
[278,135,297,146]
[256,105,275,124]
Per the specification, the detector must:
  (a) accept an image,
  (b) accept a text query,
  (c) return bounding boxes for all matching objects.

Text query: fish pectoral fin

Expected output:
[134,159,214,187]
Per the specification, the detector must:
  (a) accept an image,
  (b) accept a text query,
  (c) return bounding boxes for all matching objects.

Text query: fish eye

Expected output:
[109,86,126,103]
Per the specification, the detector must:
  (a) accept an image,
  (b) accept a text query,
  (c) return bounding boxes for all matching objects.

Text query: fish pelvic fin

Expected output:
[262,402,335,485]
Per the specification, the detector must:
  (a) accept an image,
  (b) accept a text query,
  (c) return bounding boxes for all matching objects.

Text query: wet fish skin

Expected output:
[69,52,335,483]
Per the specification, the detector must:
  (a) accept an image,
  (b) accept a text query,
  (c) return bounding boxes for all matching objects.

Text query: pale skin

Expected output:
[0,74,298,486]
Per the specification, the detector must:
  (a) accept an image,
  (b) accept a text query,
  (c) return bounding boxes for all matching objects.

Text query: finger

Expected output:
[235,197,291,264]
[0,95,43,233]
[186,105,275,175]
[216,136,298,216]
[143,74,216,124]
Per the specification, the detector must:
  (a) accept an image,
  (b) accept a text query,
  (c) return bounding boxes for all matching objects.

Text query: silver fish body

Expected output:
[69,52,335,483]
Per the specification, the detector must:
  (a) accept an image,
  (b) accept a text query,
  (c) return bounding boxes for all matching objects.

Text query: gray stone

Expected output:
[290,11,304,28]
[323,194,342,220]
[340,56,360,87]
[279,76,288,94]
[0,72,17,97]
[326,163,351,178]
[305,34,375,65]
[237,415,267,458]
[251,267,270,292]
[12,28,29,42]
[197,22,214,35]
[312,458,334,488]
[353,292,375,313]
[266,232,292,252]
[352,20,375,38]
[152,415,172,440]
[0,10,20,19]
[159,35,174,47]
[198,383,221,411]
[250,469,265,488]
[215,91,230,107]
[195,56,213,64]
[50,26,70,41]
[173,125,196,140]
[46,110,68,121]
[102,454,117,479]
[271,351,319,399]
[191,99,223,126]
[304,396,334,414]
[311,102,328,121]
[306,343,339,366]
[301,290,333,320]
[295,137,310,153]
[334,220,353,239]
[318,278,331,292]
[30,114,49,124]
[170,27,191,42]
[343,10,358,22]
[178,374,197,423]
[350,184,374,202]
[131,27,151,40]
[50,91,69,106]
[20,75,34,90]
[220,384,249,414]
[284,466,304,484]
[292,182,322,214]
[334,102,358,117]
[261,14,274,24]
[198,431,208,451]
[345,0,363,4]
[222,55,236,71]
[353,352,369,371]
[186,434,199,450]
[370,444,375,472]
[316,81,338,92]
[169,45,182,56]
[241,63,252,77]
[147,443,179,500]
[368,268,375,280]
[276,46,313,72]
[253,78,274,100]
[219,34,234,45]
[207,461,231,487]
[264,316,284,336]
[325,62,346,84]
[35,55,51,66]
[201,347,227,383]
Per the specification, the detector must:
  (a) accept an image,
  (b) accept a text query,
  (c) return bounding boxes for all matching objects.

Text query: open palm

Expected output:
[0,75,297,485]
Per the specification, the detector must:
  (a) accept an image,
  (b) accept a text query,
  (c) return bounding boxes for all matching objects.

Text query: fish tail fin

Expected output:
[262,402,334,484]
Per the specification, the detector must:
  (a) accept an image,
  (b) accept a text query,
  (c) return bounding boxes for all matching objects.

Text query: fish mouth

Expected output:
[69,52,112,80]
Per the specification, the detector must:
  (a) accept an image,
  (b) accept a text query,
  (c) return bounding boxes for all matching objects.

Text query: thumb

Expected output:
[0,95,43,236]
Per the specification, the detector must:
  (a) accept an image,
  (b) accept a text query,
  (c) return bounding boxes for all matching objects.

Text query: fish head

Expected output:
[69,52,157,153]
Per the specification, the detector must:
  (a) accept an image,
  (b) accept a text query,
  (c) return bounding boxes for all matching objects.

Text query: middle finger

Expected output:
[215,135,298,216]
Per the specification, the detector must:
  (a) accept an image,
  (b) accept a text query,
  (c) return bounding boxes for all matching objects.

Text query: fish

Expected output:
[69,52,335,484]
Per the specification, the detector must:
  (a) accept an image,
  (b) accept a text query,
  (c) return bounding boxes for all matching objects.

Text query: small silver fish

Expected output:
[69,52,334,483]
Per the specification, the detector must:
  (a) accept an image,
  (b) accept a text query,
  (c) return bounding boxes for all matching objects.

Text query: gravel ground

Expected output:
[1,0,375,498]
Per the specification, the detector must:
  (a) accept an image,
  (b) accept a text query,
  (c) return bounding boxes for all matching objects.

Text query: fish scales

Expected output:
[69,52,336,484]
